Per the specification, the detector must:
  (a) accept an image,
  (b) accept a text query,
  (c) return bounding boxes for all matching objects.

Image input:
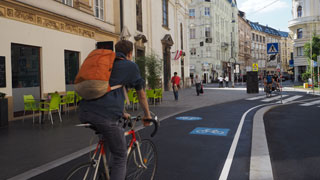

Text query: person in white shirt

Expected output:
[224,76,229,87]
[218,76,224,88]
[194,74,202,96]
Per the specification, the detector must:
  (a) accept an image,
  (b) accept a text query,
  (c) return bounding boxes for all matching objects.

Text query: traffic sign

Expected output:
[267,43,279,54]
[276,64,281,72]
[252,63,258,71]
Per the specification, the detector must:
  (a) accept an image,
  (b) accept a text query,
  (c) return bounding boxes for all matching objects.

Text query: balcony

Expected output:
[288,16,320,28]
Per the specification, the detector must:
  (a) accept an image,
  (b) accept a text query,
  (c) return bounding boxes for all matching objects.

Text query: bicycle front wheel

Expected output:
[65,162,106,180]
[126,139,157,180]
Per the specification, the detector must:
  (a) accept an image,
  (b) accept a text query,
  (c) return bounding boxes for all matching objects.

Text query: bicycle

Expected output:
[65,115,159,180]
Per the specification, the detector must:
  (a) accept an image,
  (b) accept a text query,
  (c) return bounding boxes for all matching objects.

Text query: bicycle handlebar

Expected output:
[143,119,158,138]
[124,116,159,138]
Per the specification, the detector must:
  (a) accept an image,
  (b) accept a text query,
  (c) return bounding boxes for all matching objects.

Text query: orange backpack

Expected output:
[74,49,122,100]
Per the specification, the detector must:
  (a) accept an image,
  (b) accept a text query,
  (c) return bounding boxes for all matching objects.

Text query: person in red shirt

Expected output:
[171,72,181,100]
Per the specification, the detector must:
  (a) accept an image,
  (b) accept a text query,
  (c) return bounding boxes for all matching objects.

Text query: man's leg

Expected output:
[79,112,127,180]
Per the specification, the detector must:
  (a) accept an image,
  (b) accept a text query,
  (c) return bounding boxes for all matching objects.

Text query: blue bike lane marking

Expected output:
[176,116,202,121]
[190,127,230,136]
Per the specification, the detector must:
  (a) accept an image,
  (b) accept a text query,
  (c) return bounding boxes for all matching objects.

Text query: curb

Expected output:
[250,105,276,180]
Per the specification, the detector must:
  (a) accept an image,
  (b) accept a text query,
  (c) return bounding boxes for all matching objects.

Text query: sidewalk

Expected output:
[0,85,257,180]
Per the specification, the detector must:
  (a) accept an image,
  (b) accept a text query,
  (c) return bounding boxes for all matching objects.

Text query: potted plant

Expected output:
[0,92,8,127]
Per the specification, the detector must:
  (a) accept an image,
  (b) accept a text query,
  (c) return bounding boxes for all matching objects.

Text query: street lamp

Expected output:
[229,19,236,88]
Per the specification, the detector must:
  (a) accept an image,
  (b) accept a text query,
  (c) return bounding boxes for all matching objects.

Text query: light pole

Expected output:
[230,19,236,88]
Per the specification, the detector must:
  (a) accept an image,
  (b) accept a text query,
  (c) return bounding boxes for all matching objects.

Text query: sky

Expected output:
[237,0,292,32]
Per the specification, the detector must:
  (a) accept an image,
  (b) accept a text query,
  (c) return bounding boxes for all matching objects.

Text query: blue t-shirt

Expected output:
[266,75,272,83]
[79,52,145,120]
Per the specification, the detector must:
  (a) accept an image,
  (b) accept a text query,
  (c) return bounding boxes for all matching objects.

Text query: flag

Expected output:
[172,50,182,60]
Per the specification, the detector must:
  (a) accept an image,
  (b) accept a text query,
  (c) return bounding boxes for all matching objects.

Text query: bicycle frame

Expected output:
[87,128,148,180]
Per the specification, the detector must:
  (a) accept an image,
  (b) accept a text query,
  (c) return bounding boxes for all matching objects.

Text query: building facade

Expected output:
[121,0,191,91]
[0,0,120,121]
[249,21,292,77]
[288,0,320,82]
[237,11,251,77]
[188,0,238,83]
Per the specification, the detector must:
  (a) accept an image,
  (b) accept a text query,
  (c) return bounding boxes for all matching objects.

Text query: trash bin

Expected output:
[304,83,308,89]
[246,71,259,94]
[0,98,8,127]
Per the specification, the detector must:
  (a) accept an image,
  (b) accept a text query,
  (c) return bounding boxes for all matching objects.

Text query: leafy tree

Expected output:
[303,34,320,86]
[145,54,162,89]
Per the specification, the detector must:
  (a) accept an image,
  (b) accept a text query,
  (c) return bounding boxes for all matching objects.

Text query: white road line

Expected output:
[261,95,288,102]
[276,95,302,104]
[300,99,320,106]
[246,95,267,100]
[219,104,266,180]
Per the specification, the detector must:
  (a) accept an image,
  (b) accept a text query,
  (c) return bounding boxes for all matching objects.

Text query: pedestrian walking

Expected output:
[224,76,229,88]
[171,72,181,100]
[194,74,202,96]
[218,76,224,88]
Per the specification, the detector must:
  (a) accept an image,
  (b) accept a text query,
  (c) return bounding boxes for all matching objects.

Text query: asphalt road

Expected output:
[21,91,319,180]
[265,95,320,180]
[31,97,263,180]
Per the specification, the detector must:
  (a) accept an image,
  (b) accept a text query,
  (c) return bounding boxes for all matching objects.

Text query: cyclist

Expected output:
[273,73,280,91]
[79,40,152,180]
[264,71,273,95]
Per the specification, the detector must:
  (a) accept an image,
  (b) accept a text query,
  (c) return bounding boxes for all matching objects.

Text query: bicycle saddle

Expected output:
[76,123,100,134]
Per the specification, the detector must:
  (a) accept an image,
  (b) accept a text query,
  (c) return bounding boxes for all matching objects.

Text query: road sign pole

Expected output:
[318,56,320,94]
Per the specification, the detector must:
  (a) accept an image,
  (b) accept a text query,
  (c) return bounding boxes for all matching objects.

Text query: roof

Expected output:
[249,21,288,37]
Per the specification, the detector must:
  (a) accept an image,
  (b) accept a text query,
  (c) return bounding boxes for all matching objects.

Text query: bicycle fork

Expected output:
[128,141,148,169]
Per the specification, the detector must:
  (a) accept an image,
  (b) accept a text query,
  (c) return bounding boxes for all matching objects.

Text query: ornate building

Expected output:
[0,0,120,121]
[288,0,320,82]
[237,11,251,77]
[121,0,191,91]
[188,0,239,83]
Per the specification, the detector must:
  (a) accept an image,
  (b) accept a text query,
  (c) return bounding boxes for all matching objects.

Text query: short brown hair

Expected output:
[115,40,133,56]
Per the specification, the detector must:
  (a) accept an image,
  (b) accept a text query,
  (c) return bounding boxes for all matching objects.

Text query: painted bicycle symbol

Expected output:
[195,129,225,135]
[190,127,230,136]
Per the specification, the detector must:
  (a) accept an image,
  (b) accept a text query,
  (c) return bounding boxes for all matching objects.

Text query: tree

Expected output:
[145,54,162,89]
[303,34,320,85]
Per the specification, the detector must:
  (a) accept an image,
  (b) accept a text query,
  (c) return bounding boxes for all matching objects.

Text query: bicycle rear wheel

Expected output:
[65,162,106,180]
[126,139,157,180]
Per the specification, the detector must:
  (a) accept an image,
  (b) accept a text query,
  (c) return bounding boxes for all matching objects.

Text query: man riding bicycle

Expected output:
[264,71,273,94]
[79,40,152,180]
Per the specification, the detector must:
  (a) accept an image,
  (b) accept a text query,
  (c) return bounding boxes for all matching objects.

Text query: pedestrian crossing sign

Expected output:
[267,43,279,54]
[252,63,258,71]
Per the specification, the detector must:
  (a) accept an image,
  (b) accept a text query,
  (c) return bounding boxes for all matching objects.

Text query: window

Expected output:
[189,9,195,19]
[190,48,196,56]
[252,33,255,41]
[94,0,104,20]
[205,27,211,38]
[256,35,259,42]
[62,0,73,6]
[162,0,169,27]
[263,37,265,43]
[259,36,262,42]
[11,44,40,88]
[205,0,211,2]
[297,47,304,56]
[136,0,143,32]
[297,6,302,17]
[206,47,211,57]
[190,28,196,39]
[204,7,210,16]
[65,50,79,85]
[297,28,303,39]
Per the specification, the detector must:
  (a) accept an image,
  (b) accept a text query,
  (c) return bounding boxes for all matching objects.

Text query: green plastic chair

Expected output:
[128,89,139,111]
[155,89,163,104]
[146,89,157,106]
[23,95,39,124]
[60,91,75,113]
[39,93,62,125]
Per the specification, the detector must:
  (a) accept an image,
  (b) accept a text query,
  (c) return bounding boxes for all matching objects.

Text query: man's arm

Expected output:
[136,88,152,125]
